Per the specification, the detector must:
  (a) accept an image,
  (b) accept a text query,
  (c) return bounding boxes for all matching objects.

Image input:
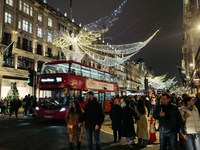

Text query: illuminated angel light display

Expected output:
[52,0,159,66]
[139,74,178,90]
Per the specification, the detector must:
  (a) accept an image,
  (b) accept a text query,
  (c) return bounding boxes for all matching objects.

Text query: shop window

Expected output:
[17,56,34,70]
[3,54,14,68]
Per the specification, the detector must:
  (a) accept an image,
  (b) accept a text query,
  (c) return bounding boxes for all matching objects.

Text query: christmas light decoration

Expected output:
[139,74,178,90]
[52,0,159,66]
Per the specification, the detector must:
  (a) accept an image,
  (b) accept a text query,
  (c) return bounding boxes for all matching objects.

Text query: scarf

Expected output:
[187,105,193,111]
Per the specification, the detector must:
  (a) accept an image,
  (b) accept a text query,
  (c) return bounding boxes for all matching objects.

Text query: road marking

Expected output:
[100,129,113,135]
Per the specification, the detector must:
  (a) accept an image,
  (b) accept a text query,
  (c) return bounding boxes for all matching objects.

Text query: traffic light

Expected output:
[28,69,35,86]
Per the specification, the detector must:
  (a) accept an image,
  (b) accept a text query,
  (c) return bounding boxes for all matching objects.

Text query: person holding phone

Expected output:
[179,96,200,150]
[153,93,186,150]
[65,101,83,150]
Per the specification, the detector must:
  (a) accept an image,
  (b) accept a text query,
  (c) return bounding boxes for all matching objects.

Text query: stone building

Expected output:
[182,0,200,93]
[0,0,149,99]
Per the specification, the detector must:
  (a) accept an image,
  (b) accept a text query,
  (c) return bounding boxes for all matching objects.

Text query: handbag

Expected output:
[67,124,73,129]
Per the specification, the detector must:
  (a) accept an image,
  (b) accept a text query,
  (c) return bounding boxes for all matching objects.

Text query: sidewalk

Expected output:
[101,114,160,149]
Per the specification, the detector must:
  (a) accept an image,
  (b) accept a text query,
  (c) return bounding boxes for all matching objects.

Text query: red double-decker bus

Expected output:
[35,60,118,119]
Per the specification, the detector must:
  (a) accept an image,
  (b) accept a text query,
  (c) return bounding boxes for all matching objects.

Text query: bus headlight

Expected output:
[35,107,39,110]
[60,107,66,112]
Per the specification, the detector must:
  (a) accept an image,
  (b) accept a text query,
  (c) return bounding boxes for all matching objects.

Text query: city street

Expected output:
[0,111,160,150]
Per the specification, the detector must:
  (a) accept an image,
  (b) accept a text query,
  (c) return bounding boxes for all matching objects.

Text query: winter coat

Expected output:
[135,107,149,140]
[109,104,122,130]
[66,110,84,134]
[80,97,104,129]
[122,106,137,137]
[179,105,200,134]
[153,103,184,134]
[195,99,200,116]
[145,100,151,111]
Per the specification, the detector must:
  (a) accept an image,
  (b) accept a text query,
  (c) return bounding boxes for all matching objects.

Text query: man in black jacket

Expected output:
[79,91,104,150]
[195,93,200,115]
[153,93,187,150]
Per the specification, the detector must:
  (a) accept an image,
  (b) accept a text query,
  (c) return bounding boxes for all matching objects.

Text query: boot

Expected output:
[77,142,81,150]
[69,142,74,150]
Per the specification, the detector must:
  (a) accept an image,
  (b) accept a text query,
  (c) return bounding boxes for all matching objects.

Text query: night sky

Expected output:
[47,0,183,83]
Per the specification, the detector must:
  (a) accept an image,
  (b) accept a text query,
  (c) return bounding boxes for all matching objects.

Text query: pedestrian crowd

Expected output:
[65,91,200,150]
[0,94,37,119]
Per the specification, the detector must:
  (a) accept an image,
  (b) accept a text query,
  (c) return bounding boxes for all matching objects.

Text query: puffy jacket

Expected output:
[153,103,184,134]
[179,105,200,134]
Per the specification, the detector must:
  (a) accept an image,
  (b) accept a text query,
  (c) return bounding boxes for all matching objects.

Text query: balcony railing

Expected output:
[16,44,33,53]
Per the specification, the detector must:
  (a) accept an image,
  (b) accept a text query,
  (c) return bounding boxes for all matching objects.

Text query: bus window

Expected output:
[81,66,90,78]
[105,92,115,100]
[98,71,105,81]
[41,63,69,74]
[105,73,110,82]
[110,75,116,83]
[81,91,88,102]
[71,63,81,76]
[91,69,98,80]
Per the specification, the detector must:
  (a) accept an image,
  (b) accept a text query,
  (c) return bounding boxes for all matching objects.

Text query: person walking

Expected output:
[78,91,104,150]
[22,96,28,117]
[151,94,156,115]
[66,101,83,150]
[170,93,177,105]
[109,98,122,143]
[179,96,200,150]
[122,100,137,146]
[135,99,149,147]
[110,96,114,108]
[144,97,151,118]
[1,99,6,115]
[9,99,19,119]
[195,93,200,115]
[153,93,187,150]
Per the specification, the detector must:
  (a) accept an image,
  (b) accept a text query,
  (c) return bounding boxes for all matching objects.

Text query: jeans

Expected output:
[184,134,200,150]
[160,132,178,150]
[151,105,156,115]
[85,128,101,150]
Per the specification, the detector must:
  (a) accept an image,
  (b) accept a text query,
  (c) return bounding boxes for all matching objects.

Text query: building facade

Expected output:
[0,0,150,99]
[183,0,200,93]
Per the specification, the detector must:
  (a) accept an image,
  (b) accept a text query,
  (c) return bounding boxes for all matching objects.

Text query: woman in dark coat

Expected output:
[122,100,137,146]
[109,98,122,142]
